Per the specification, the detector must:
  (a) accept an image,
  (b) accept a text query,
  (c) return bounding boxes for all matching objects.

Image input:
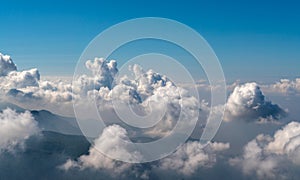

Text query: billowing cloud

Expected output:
[78,62,200,137]
[61,125,142,174]
[266,121,300,164]
[4,68,40,88]
[0,53,17,76]
[230,121,300,179]
[0,52,75,116]
[73,58,118,96]
[0,53,200,137]
[60,124,151,179]
[225,82,286,122]
[158,141,230,176]
[61,123,230,178]
[0,108,39,152]
[0,53,39,89]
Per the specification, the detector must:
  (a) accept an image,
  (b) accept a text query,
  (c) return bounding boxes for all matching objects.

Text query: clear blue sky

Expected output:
[1,0,299,81]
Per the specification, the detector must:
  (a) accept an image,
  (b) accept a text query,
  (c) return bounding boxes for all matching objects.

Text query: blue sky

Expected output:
[1,0,299,81]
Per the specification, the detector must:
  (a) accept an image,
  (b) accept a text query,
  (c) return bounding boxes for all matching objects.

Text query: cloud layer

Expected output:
[0,52,74,115]
[61,123,230,178]
[266,78,300,95]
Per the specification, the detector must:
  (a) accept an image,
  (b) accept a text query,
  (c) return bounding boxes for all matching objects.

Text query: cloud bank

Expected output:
[266,78,300,95]
[61,123,230,178]
[0,52,75,116]
[76,60,200,137]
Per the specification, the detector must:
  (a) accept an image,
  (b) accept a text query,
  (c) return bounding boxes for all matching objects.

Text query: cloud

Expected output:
[266,121,300,164]
[158,141,230,176]
[0,52,201,131]
[60,124,143,176]
[225,82,286,122]
[80,63,200,137]
[60,124,152,179]
[61,123,230,178]
[0,52,75,116]
[4,68,40,88]
[264,78,300,96]
[0,108,39,152]
[0,53,39,89]
[72,58,118,97]
[230,121,300,179]
[0,53,17,76]
[0,52,200,132]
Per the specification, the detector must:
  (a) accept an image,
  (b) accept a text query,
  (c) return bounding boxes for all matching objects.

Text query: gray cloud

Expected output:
[0,108,40,153]
[225,82,286,122]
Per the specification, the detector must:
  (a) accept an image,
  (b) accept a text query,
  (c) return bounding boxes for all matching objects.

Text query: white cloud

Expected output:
[61,123,230,178]
[0,53,17,76]
[72,58,118,96]
[60,124,142,174]
[60,124,151,179]
[0,53,200,127]
[0,108,39,152]
[265,78,300,95]
[158,141,230,176]
[0,53,39,89]
[266,121,300,164]
[225,82,286,122]
[230,121,300,179]
[82,63,200,137]
[0,52,75,116]
[4,68,40,88]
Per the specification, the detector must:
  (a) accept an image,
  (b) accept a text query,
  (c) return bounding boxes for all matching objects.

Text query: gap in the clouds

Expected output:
[213,120,281,155]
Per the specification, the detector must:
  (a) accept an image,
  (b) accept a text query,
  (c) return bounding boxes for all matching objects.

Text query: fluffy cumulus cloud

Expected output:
[0,53,17,76]
[0,52,75,116]
[4,68,40,88]
[61,125,138,169]
[0,53,199,125]
[0,52,201,142]
[61,123,230,178]
[158,141,230,176]
[60,124,148,178]
[73,58,118,96]
[225,82,286,122]
[75,60,200,137]
[0,108,39,152]
[230,121,300,179]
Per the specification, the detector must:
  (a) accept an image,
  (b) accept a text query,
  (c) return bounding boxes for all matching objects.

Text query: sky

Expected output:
[1,0,299,81]
[2,2,300,179]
